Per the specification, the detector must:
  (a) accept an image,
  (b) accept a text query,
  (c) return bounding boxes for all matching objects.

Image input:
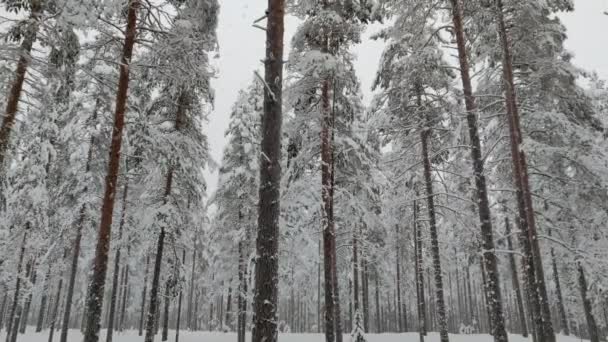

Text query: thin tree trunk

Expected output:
[35,265,51,332]
[144,174,171,342]
[162,281,170,341]
[374,271,380,333]
[362,259,370,333]
[414,200,426,337]
[83,2,140,341]
[353,230,360,317]
[225,284,232,330]
[578,263,599,342]
[448,1,509,341]
[238,240,245,342]
[0,1,42,169]
[251,3,284,342]
[318,238,322,334]
[106,182,129,342]
[0,291,7,332]
[5,230,28,342]
[187,250,196,330]
[176,250,185,342]
[418,104,449,342]
[119,252,130,332]
[19,259,36,333]
[394,225,402,333]
[505,218,528,337]
[548,232,568,335]
[48,276,64,342]
[138,254,150,336]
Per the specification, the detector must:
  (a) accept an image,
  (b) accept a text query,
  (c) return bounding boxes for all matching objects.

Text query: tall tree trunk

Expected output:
[578,263,599,342]
[353,230,360,317]
[547,232,569,336]
[35,265,51,332]
[138,254,150,336]
[83,2,140,341]
[505,218,528,337]
[448,1,509,341]
[5,230,28,342]
[144,172,172,342]
[251,2,284,342]
[19,259,36,333]
[362,259,370,333]
[321,77,336,342]
[419,109,449,342]
[0,1,42,169]
[175,250,186,342]
[119,250,130,332]
[225,284,232,330]
[318,238,322,333]
[58,212,83,341]
[105,183,129,342]
[0,291,7,332]
[394,225,403,333]
[238,240,246,342]
[161,281,170,341]
[492,1,554,341]
[374,271,380,333]
[414,200,426,337]
[48,275,64,342]
[187,250,196,331]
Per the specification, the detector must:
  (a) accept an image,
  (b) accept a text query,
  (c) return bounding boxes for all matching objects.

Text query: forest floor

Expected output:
[0,329,593,342]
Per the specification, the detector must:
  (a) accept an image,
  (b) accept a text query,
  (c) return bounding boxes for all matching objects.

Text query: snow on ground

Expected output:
[0,329,591,342]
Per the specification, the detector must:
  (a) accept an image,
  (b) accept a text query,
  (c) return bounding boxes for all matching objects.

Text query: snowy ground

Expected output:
[0,329,591,342]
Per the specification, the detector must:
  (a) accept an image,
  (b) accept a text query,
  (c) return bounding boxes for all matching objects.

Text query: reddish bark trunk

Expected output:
[449,1,509,341]
[83,2,140,341]
[0,2,41,169]
[493,2,554,341]
[251,3,284,342]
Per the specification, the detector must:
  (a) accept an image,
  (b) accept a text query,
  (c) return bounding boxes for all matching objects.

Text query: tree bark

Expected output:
[362,259,370,333]
[0,1,42,169]
[548,231,568,336]
[105,183,129,342]
[144,172,172,342]
[414,199,426,337]
[492,1,554,340]
[162,281,170,341]
[19,259,36,333]
[5,230,28,342]
[48,275,64,342]
[505,218,528,337]
[119,250,130,332]
[0,291,7,332]
[138,254,150,336]
[251,2,284,342]
[577,263,599,342]
[321,76,336,342]
[419,108,449,342]
[448,1,509,341]
[238,240,246,342]
[394,225,402,333]
[35,265,51,332]
[175,250,186,342]
[83,2,140,341]
[187,250,196,330]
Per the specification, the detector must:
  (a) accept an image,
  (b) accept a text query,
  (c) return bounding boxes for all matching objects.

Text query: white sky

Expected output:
[204,0,608,195]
